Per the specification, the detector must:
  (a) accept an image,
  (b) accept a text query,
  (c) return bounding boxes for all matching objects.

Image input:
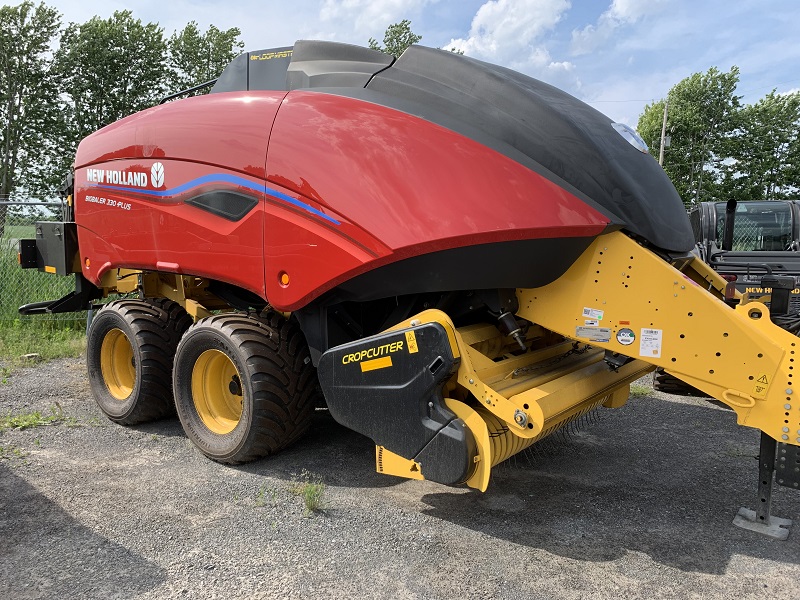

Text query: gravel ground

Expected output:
[1,358,799,599]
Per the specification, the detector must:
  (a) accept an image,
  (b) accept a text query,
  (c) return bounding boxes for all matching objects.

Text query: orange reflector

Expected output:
[17,253,21,264]
[85,258,91,268]
[279,272,290,286]
[44,265,56,274]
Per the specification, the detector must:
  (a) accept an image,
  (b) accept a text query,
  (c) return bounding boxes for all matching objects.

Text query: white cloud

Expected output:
[571,0,669,56]
[447,0,573,76]
[320,0,436,36]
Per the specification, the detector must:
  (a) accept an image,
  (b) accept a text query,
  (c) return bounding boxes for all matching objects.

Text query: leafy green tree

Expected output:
[721,90,800,201]
[0,1,62,236]
[638,67,741,206]
[56,11,167,145]
[167,21,244,95]
[368,19,422,58]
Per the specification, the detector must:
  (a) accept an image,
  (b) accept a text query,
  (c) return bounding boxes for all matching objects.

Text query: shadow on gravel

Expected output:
[233,411,406,490]
[417,396,800,575]
[129,416,186,438]
[0,464,166,598]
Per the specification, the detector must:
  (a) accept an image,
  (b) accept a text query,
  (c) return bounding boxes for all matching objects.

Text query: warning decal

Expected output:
[753,373,769,398]
[405,330,419,354]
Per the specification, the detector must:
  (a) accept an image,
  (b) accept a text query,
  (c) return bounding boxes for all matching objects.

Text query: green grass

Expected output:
[629,383,651,397]
[0,320,85,363]
[0,238,86,368]
[254,484,279,508]
[1,224,36,242]
[290,470,325,515]
[0,444,28,460]
[0,404,75,432]
[0,246,79,321]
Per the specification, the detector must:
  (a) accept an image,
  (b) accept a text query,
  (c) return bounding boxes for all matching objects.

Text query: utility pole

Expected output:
[658,98,669,166]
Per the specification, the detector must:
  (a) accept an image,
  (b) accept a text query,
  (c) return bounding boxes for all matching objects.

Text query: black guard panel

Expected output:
[32,221,79,275]
[317,322,476,485]
[287,40,393,90]
[365,46,694,254]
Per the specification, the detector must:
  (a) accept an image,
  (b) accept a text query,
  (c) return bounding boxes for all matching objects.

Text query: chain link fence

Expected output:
[0,201,84,326]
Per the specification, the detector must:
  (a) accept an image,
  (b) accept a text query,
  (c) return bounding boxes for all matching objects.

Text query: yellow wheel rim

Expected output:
[100,328,135,401]
[191,349,243,434]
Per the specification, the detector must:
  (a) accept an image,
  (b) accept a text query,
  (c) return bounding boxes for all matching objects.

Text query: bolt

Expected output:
[469,378,474,384]
[409,319,421,327]
[787,389,794,395]
[681,285,686,290]
[785,404,792,410]
[783,427,790,433]
[513,409,528,427]
[783,435,789,440]
[428,402,434,409]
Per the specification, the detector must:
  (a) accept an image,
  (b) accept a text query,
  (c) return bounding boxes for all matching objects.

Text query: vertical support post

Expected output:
[733,273,794,539]
[722,199,737,252]
[755,432,777,524]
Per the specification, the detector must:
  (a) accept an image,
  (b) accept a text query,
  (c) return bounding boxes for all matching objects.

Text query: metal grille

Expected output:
[731,218,760,251]
[0,201,83,325]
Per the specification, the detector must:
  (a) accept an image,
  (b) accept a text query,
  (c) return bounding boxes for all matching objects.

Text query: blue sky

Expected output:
[43,0,800,125]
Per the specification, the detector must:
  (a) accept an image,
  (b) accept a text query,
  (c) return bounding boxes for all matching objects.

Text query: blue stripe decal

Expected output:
[89,173,340,225]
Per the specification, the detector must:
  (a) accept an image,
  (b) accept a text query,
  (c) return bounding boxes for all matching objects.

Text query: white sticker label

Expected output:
[639,328,662,358]
[584,319,599,326]
[576,326,611,342]
[582,307,604,320]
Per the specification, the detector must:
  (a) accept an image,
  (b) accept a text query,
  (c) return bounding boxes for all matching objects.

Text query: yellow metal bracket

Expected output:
[389,309,543,438]
[516,230,800,447]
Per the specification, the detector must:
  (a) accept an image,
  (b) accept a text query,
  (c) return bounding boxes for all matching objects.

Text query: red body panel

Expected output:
[73,91,610,310]
[75,93,289,297]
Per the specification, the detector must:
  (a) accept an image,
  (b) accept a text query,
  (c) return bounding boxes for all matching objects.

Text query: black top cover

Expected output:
[212,41,694,253]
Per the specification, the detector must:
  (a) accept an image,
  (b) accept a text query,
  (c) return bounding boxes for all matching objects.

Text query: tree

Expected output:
[638,67,741,206]
[721,90,800,201]
[368,20,422,58]
[167,22,244,95]
[0,1,62,237]
[56,11,167,146]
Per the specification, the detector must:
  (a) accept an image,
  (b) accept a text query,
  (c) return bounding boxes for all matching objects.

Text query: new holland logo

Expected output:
[151,162,165,188]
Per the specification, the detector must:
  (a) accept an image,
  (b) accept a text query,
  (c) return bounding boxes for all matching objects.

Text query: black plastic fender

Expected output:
[317,322,476,485]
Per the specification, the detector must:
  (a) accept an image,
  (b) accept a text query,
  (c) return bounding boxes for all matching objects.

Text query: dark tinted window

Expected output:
[714,201,792,251]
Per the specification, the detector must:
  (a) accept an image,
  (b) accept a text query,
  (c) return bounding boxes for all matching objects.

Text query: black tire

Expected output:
[652,367,710,397]
[172,311,317,464]
[87,298,191,425]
